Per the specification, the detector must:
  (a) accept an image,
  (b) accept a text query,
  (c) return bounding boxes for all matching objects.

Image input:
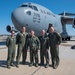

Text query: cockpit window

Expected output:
[21,5,28,7]
[28,5,33,9]
[26,11,31,15]
[33,6,38,11]
[20,4,38,12]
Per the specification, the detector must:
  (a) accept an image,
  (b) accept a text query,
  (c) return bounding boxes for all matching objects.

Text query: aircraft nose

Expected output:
[11,8,26,29]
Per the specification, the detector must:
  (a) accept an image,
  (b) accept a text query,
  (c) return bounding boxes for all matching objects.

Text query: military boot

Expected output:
[29,63,33,67]
[7,65,11,69]
[39,63,44,66]
[10,63,15,67]
[35,64,38,67]
[53,64,58,69]
[16,63,19,68]
[45,64,49,68]
[16,61,19,68]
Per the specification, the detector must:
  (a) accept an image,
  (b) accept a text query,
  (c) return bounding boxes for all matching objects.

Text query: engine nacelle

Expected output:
[6,25,12,32]
[72,18,75,28]
[6,25,18,32]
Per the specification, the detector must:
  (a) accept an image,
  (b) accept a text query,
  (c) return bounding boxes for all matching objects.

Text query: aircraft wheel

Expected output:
[62,38,65,41]
[67,37,70,41]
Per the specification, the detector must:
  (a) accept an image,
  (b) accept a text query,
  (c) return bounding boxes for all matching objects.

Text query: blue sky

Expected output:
[0,0,75,35]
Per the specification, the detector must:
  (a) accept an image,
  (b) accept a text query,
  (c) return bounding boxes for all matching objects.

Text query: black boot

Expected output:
[45,64,49,68]
[7,65,11,69]
[29,63,33,67]
[10,63,15,67]
[35,64,38,67]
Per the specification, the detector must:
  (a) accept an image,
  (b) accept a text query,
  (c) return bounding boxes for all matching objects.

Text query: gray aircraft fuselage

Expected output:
[8,2,75,41]
[11,2,62,36]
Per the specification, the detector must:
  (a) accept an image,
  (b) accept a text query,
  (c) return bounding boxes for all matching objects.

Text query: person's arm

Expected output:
[46,37,49,52]
[36,37,40,50]
[46,37,49,49]
[56,32,62,45]
[16,33,19,44]
[6,37,10,47]
[58,34,61,44]
[26,35,30,50]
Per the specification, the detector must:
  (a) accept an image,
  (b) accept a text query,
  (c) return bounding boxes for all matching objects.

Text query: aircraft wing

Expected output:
[59,12,75,16]
[59,12,75,28]
[61,16,74,24]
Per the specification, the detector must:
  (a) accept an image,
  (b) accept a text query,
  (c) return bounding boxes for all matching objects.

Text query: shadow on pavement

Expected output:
[0,60,7,68]
[20,61,30,65]
[0,60,30,68]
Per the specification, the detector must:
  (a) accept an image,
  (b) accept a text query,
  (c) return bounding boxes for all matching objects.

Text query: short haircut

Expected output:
[49,23,53,28]
[22,26,25,28]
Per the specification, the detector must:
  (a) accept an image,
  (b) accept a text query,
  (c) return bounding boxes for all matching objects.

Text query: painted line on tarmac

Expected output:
[31,66,41,75]
[0,47,7,50]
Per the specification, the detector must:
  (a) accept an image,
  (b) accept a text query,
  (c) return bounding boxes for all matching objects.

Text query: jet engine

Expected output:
[6,25,18,32]
[72,18,75,28]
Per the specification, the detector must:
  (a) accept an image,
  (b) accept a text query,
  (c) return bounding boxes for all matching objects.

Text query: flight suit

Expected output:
[27,35,40,67]
[6,36,16,67]
[48,32,61,68]
[39,36,49,66]
[16,32,28,66]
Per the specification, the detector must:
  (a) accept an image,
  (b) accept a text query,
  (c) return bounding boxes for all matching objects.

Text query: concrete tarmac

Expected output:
[0,42,75,75]
[0,36,75,75]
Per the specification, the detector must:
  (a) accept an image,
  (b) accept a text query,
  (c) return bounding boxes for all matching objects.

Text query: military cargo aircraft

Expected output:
[6,2,75,40]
